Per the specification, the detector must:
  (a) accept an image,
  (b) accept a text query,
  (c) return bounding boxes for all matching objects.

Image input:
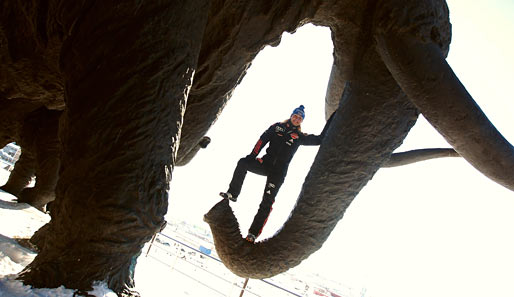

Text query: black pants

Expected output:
[228,157,286,237]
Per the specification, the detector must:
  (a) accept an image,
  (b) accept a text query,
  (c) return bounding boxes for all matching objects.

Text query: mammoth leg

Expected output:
[19,1,210,294]
[375,29,514,191]
[0,149,35,196]
[0,104,42,196]
[18,109,61,210]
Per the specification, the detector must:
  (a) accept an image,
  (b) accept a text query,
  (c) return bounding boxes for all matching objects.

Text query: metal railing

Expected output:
[145,231,304,297]
[0,143,21,171]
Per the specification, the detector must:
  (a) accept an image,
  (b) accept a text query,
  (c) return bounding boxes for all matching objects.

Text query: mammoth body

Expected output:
[0,0,512,295]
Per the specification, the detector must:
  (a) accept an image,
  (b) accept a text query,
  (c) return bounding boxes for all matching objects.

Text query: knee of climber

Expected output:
[234,158,251,173]
[237,157,249,166]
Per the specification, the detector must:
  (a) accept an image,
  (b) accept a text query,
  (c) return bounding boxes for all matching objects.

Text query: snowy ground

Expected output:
[0,167,154,297]
[0,168,116,296]
[0,184,236,297]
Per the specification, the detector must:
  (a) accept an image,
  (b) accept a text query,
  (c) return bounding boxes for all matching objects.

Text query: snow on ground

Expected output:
[0,169,118,297]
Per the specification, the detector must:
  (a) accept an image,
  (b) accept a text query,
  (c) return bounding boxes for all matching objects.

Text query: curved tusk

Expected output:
[384,148,459,168]
[324,62,345,119]
[375,32,514,191]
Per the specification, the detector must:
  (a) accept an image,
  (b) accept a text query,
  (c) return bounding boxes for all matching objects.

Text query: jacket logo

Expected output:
[290,133,299,139]
[275,126,285,133]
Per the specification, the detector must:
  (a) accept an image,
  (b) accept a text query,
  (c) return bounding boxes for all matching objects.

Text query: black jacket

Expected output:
[249,117,331,169]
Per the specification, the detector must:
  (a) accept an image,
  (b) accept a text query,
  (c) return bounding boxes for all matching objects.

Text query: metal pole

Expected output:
[239,278,249,297]
[145,232,158,257]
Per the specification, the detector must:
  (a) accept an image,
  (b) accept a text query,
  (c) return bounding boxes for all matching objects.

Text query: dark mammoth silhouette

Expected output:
[0,0,512,296]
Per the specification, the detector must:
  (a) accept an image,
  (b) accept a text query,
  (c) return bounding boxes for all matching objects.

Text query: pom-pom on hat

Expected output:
[291,105,305,119]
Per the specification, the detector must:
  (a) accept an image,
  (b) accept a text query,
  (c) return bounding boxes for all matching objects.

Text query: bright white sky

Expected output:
[169,1,514,296]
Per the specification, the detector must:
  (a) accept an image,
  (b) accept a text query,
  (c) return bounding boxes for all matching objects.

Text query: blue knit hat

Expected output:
[291,105,305,119]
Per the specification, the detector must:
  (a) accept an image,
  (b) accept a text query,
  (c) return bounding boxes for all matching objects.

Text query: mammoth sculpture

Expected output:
[0,0,512,296]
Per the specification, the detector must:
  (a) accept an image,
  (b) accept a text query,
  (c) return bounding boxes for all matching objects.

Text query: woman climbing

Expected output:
[220,105,334,243]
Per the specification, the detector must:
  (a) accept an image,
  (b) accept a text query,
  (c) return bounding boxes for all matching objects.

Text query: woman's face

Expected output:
[290,114,304,126]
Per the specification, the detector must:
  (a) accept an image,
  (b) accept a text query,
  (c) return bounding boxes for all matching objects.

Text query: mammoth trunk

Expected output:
[205,78,419,278]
